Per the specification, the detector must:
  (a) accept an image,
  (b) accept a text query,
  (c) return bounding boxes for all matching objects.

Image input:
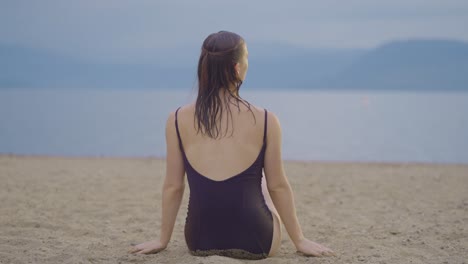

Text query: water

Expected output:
[1,89,467,164]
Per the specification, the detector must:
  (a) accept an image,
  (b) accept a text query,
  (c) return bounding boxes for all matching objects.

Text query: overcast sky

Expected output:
[1,0,467,63]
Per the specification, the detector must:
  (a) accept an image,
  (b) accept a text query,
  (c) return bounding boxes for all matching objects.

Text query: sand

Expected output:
[0,155,467,264]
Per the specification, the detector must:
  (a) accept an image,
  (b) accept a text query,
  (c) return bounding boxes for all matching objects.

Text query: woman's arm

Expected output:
[263,111,334,257]
[159,111,186,245]
[130,111,186,254]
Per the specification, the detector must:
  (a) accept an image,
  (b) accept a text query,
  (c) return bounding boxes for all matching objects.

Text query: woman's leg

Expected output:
[261,173,282,257]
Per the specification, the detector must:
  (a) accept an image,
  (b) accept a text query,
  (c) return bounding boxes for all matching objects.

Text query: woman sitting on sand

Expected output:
[130,31,334,259]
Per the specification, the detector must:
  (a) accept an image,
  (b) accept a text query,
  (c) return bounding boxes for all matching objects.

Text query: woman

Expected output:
[130,31,334,259]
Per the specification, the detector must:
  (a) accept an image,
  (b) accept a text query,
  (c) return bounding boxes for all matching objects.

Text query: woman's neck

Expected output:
[219,86,240,99]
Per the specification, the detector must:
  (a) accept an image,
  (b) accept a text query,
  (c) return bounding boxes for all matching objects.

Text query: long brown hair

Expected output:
[195,31,254,139]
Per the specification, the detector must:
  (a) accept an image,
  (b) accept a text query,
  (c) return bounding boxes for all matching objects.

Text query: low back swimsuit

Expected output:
[175,107,273,260]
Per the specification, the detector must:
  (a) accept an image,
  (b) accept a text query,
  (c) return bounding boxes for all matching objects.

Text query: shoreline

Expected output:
[1,153,466,166]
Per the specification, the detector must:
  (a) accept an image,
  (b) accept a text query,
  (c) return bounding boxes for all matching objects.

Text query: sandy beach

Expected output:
[0,155,467,264]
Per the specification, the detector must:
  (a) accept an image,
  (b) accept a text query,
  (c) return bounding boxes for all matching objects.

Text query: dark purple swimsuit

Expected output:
[175,107,273,260]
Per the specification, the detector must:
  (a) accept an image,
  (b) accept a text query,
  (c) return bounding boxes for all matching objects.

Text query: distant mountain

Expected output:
[1,39,467,90]
[247,46,365,89]
[0,44,196,89]
[324,39,468,90]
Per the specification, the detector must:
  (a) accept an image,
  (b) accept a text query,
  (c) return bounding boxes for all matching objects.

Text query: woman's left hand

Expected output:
[295,237,335,257]
[129,240,167,254]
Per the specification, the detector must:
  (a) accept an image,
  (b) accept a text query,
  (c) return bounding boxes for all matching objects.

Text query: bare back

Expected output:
[175,103,266,181]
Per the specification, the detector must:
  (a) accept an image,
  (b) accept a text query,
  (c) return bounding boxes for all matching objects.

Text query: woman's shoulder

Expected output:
[168,102,280,125]
[250,105,279,124]
[169,103,195,118]
[166,103,194,126]
[246,105,281,134]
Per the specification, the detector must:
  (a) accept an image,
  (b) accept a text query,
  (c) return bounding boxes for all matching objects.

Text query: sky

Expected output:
[1,0,468,64]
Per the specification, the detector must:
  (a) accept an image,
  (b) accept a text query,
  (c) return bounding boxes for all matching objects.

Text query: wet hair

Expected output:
[195,31,255,139]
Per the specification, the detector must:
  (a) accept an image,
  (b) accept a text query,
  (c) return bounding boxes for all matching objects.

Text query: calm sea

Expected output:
[1,89,467,164]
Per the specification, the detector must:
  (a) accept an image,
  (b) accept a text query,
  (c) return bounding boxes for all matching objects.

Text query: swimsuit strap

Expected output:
[263,109,268,145]
[175,107,184,151]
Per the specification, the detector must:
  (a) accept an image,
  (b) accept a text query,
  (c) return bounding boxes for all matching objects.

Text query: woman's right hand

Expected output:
[128,240,167,254]
[295,238,335,257]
